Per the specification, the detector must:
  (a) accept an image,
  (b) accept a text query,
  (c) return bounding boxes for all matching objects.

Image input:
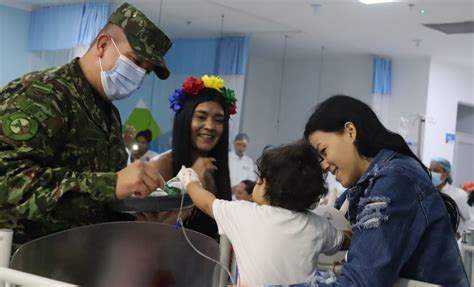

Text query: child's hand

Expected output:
[177,166,201,189]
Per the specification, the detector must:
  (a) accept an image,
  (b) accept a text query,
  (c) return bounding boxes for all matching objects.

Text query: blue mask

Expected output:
[99,38,146,101]
[431,172,443,186]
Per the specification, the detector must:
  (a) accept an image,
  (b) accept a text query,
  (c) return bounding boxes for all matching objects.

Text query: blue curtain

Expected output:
[164,37,249,76]
[372,56,392,96]
[29,3,110,50]
[215,37,249,75]
[164,39,218,75]
[78,3,111,46]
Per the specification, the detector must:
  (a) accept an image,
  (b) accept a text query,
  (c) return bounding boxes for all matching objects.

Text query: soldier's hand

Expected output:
[115,160,165,199]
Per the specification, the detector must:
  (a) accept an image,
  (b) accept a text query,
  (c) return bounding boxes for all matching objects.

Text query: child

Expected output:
[233,179,256,202]
[177,140,351,286]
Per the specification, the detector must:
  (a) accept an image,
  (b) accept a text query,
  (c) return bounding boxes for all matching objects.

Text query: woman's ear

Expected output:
[344,122,357,142]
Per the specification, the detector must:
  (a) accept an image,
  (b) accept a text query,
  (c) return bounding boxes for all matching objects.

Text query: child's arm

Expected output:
[185,182,216,218]
[177,166,216,219]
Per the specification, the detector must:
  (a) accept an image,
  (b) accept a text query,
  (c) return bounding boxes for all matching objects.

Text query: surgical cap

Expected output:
[234,133,249,144]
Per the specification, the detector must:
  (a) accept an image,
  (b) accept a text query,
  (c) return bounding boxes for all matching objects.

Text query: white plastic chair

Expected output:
[312,189,350,272]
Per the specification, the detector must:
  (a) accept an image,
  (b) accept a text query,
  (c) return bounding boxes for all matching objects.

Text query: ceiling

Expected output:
[2,0,474,67]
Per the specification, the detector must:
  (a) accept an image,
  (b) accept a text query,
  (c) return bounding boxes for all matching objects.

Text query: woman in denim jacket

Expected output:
[304,95,468,286]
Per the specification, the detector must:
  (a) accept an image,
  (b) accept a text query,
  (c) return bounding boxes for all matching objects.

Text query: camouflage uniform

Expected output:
[0,59,127,243]
[0,2,172,244]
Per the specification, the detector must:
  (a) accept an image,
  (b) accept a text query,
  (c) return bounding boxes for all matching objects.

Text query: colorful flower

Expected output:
[228,104,237,115]
[202,75,224,92]
[168,75,237,115]
[168,89,185,112]
[182,76,204,95]
[223,88,237,105]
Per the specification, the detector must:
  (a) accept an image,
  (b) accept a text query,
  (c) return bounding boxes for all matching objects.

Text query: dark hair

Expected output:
[439,192,460,232]
[304,95,421,165]
[262,145,275,154]
[255,140,327,212]
[234,133,249,143]
[136,129,152,143]
[172,87,231,237]
[241,180,256,195]
[468,192,474,207]
[304,95,459,231]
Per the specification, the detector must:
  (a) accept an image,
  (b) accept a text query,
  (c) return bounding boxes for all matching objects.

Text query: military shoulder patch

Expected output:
[2,112,38,141]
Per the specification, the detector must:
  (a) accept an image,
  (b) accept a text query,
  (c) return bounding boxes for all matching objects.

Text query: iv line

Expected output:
[175,191,236,286]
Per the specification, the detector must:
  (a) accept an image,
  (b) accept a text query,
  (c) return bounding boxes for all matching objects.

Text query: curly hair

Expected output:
[241,180,256,195]
[255,140,327,212]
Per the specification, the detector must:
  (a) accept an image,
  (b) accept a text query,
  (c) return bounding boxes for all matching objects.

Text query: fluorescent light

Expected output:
[359,0,399,4]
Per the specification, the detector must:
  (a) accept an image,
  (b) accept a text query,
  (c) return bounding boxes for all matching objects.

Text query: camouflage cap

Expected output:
[108,2,172,79]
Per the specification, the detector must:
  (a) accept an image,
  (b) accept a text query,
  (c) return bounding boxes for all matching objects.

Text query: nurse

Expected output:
[430,157,470,237]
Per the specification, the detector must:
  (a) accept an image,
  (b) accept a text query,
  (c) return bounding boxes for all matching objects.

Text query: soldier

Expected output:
[0,2,171,244]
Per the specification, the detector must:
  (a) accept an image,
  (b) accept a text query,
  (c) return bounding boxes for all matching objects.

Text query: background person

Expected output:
[131,129,158,163]
[229,133,256,197]
[430,157,470,237]
[233,180,256,202]
[123,125,136,165]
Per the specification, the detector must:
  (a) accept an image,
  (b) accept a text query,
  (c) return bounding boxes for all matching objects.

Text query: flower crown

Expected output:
[168,75,237,115]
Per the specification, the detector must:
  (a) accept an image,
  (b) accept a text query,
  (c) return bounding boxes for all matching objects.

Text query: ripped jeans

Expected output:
[353,195,390,230]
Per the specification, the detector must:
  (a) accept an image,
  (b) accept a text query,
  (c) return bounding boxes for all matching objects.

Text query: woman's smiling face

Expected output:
[190,100,225,154]
[307,122,370,188]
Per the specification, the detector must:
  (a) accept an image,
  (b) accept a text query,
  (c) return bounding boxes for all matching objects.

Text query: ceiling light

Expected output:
[359,0,399,4]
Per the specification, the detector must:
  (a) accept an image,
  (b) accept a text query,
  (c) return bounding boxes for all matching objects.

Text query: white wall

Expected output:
[243,37,473,171]
[242,40,434,161]
[242,40,377,160]
[422,60,474,165]
[319,54,373,107]
[240,45,283,160]
[375,56,431,153]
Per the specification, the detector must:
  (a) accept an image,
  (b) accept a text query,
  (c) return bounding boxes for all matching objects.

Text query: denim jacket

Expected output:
[319,149,468,287]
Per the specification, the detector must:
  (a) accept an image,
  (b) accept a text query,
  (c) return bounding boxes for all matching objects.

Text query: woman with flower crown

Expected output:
[149,75,237,238]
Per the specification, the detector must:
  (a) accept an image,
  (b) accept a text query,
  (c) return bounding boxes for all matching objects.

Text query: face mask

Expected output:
[99,38,146,101]
[431,172,443,187]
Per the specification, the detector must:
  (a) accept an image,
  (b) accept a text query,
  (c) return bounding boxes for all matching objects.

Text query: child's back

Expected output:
[178,140,349,286]
[213,199,343,285]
